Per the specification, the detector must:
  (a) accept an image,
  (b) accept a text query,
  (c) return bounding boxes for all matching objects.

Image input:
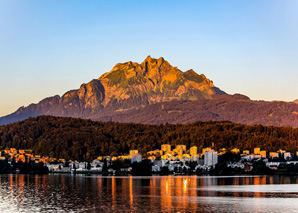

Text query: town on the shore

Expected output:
[1,145,298,175]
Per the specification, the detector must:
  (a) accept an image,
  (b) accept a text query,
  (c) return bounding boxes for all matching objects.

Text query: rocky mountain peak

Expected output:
[0,56,226,125]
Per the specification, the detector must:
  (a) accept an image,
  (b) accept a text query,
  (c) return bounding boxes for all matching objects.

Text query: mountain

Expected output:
[1,56,298,127]
[0,56,225,125]
[93,94,298,127]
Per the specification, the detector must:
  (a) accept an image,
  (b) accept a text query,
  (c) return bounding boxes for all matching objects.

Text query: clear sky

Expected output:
[1,0,298,116]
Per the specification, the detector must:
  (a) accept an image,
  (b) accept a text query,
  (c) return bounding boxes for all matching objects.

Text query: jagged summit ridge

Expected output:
[97,56,224,106]
[0,56,225,125]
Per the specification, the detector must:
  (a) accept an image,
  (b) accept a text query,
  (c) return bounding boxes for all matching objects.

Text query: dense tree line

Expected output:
[0,116,298,161]
[0,159,48,174]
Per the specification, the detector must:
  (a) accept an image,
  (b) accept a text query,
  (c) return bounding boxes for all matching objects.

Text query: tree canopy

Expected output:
[0,116,297,161]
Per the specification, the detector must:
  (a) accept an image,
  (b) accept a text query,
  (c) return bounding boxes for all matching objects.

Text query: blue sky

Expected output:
[0,0,298,116]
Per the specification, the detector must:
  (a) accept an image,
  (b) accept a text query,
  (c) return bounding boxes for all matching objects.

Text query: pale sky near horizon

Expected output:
[0,0,298,116]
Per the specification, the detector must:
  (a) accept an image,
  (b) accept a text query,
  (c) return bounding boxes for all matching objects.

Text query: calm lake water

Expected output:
[0,175,298,212]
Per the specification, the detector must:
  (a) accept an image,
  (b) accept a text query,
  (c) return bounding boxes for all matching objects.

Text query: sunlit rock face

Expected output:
[98,55,224,109]
[0,56,225,125]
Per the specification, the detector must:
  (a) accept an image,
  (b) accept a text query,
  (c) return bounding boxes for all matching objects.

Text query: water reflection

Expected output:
[0,175,298,212]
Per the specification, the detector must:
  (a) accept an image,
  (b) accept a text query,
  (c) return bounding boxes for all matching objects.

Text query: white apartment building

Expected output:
[204,150,218,167]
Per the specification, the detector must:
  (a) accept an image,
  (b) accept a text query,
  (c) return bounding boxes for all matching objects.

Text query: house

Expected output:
[269,152,279,158]
[131,154,142,163]
[243,150,250,155]
[284,152,291,160]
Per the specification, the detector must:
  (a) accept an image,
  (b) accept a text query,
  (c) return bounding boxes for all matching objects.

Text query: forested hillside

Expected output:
[0,116,297,161]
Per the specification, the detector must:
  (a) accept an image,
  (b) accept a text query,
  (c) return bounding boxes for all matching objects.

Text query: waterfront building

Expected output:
[191,155,200,162]
[131,154,142,163]
[277,149,286,154]
[46,164,62,172]
[284,152,291,160]
[231,148,240,154]
[16,155,26,163]
[243,150,250,154]
[78,162,87,169]
[202,147,212,155]
[176,145,186,152]
[10,148,17,154]
[130,150,139,156]
[190,146,198,156]
[118,155,130,160]
[254,148,260,155]
[148,156,156,162]
[241,154,255,161]
[269,152,279,158]
[19,150,25,154]
[260,150,267,158]
[204,150,218,167]
[152,165,161,172]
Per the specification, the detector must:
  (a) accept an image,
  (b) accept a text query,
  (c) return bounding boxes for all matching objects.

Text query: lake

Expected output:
[0,174,298,212]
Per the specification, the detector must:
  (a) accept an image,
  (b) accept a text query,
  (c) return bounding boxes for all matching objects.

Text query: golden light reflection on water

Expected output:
[1,174,298,212]
[18,175,24,205]
[129,176,133,207]
[111,176,116,208]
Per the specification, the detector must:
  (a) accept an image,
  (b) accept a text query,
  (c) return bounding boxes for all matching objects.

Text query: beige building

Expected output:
[269,152,278,158]
[284,152,291,160]
[277,149,286,154]
[260,150,266,158]
[254,148,260,155]
[243,150,250,154]
[130,150,138,155]
[190,146,198,156]
[231,148,240,154]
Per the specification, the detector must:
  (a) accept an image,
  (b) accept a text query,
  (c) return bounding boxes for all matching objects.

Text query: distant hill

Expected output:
[1,56,298,127]
[91,94,298,127]
[0,116,297,160]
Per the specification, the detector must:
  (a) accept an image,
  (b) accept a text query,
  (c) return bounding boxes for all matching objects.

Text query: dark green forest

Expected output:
[0,116,298,161]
